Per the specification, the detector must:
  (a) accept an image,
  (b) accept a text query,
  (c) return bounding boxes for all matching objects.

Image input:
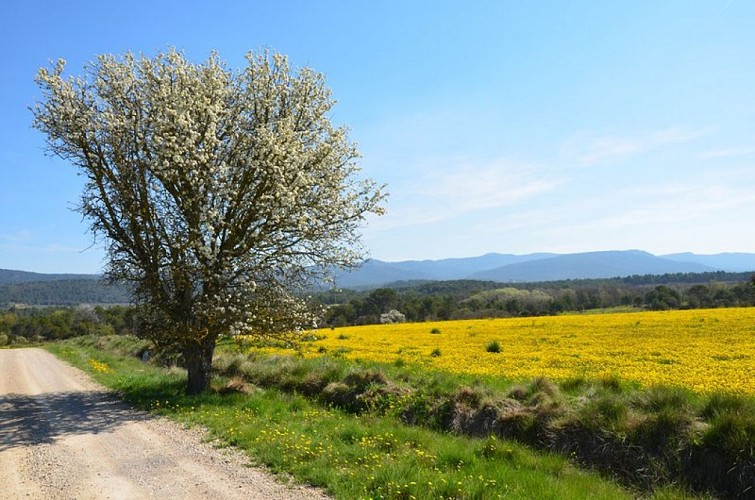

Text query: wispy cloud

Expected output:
[369,157,562,230]
[560,127,709,166]
[699,147,755,159]
[0,228,96,253]
[416,162,558,211]
[548,176,754,234]
[0,242,89,254]
[0,229,33,243]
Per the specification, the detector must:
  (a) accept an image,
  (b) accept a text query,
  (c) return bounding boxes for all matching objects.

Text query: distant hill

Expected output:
[0,269,131,306]
[385,253,557,280]
[470,250,717,282]
[3,249,754,303]
[662,252,755,272]
[334,250,754,289]
[332,253,556,288]
[0,269,101,285]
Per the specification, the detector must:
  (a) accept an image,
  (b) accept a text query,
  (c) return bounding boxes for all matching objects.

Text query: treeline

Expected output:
[319,273,755,326]
[3,273,754,343]
[0,305,136,346]
[517,270,755,287]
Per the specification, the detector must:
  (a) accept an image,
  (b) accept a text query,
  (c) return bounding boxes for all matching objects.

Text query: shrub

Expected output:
[430,348,442,357]
[213,352,247,374]
[453,386,488,408]
[700,410,755,457]
[430,327,441,334]
[486,340,501,353]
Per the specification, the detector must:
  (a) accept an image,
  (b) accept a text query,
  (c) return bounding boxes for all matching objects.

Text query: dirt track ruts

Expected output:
[0,348,328,499]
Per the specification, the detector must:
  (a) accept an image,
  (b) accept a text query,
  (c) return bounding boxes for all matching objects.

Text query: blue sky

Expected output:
[1,1,754,273]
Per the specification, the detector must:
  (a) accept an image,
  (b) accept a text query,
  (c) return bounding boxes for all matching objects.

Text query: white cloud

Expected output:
[0,229,33,243]
[531,175,755,250]
[368,157,562,231]
[604,184,752,227]
[560,127,709,166]
[699,147,755,159]
[450,167,755,255]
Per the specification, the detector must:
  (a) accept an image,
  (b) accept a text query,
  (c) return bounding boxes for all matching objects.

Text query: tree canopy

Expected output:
[32,49,385,393]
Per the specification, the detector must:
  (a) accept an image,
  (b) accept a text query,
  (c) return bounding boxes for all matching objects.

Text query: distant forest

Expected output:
[0,279,131,306]
[0,305,136,346]
[1,271,753,345]
[316,271,755,326]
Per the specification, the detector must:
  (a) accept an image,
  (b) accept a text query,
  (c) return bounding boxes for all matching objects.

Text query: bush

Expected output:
[486,340,501,353]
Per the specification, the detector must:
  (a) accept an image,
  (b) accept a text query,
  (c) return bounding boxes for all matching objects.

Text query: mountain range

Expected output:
[3,250,755,294]
[332,250,755,289]
[0,269,101,285]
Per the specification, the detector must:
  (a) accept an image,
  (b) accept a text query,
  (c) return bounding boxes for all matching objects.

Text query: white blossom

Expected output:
[32,48,386,393]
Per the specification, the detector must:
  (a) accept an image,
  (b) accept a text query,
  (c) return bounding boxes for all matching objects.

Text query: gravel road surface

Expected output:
[0,348,328,499]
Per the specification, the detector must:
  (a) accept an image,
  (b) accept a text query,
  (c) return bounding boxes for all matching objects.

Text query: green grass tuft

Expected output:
[486,340,501,353]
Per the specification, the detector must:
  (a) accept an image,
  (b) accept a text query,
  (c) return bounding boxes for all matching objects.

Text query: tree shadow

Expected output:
[0,390,150,452]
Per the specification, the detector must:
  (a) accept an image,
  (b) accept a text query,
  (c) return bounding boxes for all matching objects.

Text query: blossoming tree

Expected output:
[32,49,385,394]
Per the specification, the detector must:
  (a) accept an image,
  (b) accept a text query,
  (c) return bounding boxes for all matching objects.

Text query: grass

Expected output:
[47,335,755,498]
[45,338,646,499]
[485,340,501,353]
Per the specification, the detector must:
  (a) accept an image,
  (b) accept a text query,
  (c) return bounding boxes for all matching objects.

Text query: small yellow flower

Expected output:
[88,358,111,373]
[289,307,755,393]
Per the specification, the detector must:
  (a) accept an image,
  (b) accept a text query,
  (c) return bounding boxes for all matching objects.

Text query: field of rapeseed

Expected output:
[55,313,755,497]
[283,307,755,394]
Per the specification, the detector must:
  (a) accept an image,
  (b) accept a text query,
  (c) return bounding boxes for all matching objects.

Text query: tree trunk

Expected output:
[183,335,216,395]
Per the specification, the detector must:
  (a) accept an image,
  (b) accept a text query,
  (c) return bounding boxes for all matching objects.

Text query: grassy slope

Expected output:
[45,340,651,500]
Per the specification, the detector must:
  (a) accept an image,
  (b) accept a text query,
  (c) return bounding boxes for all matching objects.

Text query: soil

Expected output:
[0,348,329,499]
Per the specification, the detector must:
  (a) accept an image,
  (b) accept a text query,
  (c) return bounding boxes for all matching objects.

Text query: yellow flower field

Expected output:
[277,307,755,394]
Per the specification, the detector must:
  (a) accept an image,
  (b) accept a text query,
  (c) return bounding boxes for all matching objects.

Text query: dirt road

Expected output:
[0,348,328,499]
